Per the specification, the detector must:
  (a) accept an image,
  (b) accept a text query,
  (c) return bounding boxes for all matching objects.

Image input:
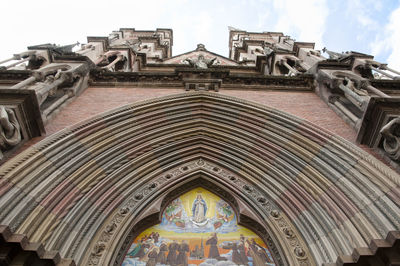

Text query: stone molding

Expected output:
[91,158,312,265]
[0,92,399,265]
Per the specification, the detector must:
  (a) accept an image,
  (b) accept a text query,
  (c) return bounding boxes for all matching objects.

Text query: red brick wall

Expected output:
[7,88,361,164]
[4,87,393,170]
[45,88,356,142]
[220,90,357,142]
[45,87,182,134]
[220,90,389,166]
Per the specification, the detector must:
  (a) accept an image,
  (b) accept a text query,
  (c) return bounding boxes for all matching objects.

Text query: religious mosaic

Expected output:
[122,188,275,266]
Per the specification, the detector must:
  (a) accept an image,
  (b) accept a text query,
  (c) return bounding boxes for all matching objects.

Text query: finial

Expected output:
[196,44,206,51]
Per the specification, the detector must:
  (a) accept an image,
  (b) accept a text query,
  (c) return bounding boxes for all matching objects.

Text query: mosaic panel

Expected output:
[122,188,275,266]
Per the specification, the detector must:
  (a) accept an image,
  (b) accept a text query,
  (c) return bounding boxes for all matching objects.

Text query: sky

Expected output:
[1,0,400,69]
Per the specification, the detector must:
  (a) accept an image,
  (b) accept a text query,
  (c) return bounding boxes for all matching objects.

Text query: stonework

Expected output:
[0,28,400,266]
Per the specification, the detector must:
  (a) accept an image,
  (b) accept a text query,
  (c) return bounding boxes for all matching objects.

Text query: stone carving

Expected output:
[184,55,216,69]
[336,77,368,109]
[263,45,274,56]
[89,158,311,265]
[28,67,86,120]
[278,59,300,76]
[105,222,117,234]
[27,43,79,59]
[322,47,349,60]
[0,106,22,158]
[307,50,321,57]
[196,44,207,51]
[95,51,127,71]
[31,69,64,105]
[228,26,243,31]
[270,209,280,218]
[88,204,131,265]
[125,40,141,53]
[365,62,400,80]
[283,227,295,238]
[380,117,400,161]
[89,243,106,265]
[340,77,368,97]
[327,77,369,126]
[294,247,306,258]
[93,242,106,255]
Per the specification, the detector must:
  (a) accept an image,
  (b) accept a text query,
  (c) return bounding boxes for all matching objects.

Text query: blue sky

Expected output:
[1,0,399,69]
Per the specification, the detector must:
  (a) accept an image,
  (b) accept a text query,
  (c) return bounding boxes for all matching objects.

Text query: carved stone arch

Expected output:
[107,167,302,266]
[0,92,399,266]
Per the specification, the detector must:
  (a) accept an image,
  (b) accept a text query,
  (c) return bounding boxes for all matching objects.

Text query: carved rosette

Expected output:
[87,158,312,266]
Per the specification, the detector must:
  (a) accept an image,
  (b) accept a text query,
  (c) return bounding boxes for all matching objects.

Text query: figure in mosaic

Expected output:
[156,241,168,264]
[166,240,179,265]
[206,232,220,259]
[176,240,189,266]
[122,188,275,266]
[192,194,207,224]
[145,246,159,266]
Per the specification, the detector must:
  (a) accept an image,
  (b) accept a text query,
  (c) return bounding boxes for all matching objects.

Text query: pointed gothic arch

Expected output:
[0,92,399,265]
[112,165,291,265]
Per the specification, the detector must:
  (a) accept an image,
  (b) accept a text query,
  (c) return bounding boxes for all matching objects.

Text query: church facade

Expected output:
[0,28,400,265]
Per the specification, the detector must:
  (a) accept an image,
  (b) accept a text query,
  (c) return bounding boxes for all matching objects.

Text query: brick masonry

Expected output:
[44,88,356,140]
[5,87,387,166]
[221,90,357,142]
[45,87,183,134]
[220,90,387,163]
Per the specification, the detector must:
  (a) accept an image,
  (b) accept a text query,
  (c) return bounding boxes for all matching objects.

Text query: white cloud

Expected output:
[0,0,396,64]
[346,0,377,28]
[385,7,400,70]
[271,0,329,49]
[193,12,214,46]
[370,5,400,70]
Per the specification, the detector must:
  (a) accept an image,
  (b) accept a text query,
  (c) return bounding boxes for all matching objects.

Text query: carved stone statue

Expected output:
[0,106,22,156]
[322,47,349,60]
[28,43,79,56]
[336,77,368,111]
[184,55,216,69]
[125,40,141,53]
[228,26,243,31]
[263,46,274,56]
[25,66,86,121]
[31,69,65,106]
[341,77,368,96]
[380,117,400,161]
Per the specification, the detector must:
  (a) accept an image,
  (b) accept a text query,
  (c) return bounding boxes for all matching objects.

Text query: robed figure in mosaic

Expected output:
[206,232,220,259]
[192,194,207,224]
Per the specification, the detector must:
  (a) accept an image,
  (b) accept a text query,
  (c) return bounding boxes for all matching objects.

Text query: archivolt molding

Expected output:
[88,158,312,266]
[0,92,399,266]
